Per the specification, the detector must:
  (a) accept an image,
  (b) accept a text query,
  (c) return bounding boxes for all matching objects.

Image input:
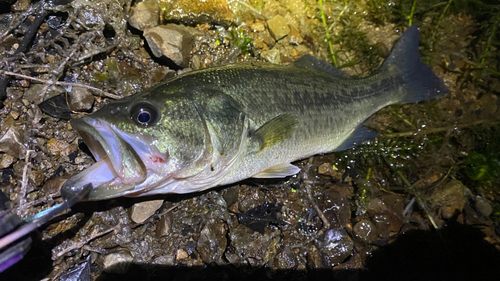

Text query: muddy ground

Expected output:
[1,0,500,280]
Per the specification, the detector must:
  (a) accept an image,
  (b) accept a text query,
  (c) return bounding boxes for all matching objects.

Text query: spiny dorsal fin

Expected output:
[294,54,347,78]
[252,163,300,178]
[250,114,297,152]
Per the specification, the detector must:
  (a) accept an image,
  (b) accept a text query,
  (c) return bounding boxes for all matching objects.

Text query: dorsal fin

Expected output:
[294,54,347,78]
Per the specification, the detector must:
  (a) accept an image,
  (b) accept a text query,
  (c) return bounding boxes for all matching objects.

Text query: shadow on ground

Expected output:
[2,220,500,281]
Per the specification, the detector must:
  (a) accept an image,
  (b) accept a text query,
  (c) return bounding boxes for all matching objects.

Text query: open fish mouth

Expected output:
[61,117,166,200]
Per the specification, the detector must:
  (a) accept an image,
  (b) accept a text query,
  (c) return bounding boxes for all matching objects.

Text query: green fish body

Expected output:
[61,26,448,200]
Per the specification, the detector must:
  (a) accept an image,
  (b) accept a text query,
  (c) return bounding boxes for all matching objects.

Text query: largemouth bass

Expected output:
[61,26,448,200]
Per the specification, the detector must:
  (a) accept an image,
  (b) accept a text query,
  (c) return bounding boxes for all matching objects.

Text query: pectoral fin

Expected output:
[252,163,300,178]
[250,114,297,152]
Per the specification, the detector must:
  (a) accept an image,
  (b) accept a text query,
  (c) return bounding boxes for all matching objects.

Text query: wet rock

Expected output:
[9,110,19,120]
[39,93,71,120]
[274,246,297,269]
[353,219,377,244]
[128,0,160,31]
[475,196,493,217]
[68,87,94,112]
[250,22,266,32]
[43,176,70,194]
[226,224,277,266]
[267,15,290,41]
[11,0,30,12]
[155,213,173,237]
[0,117,26,156]
[261,49,281,64]
[307,244,322,268]
[0,154,15,168]
[318,228,353,266]
[143,24,194,68]
[318,162,343,178]
[196,221,227,264]
[288,24,303,45]
[129,199,164,224]
[103,251,134,274]
[321,188,351,228]
[47,138,74,156]
[430,179,470,219]
[237,186,266,212]
[60,258,91,281]
[162,0,235,26]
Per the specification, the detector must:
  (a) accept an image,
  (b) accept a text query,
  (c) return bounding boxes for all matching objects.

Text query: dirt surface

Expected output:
[1,0,500,280]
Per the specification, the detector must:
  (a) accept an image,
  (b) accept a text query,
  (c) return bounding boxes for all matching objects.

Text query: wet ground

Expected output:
[1,0,500,280]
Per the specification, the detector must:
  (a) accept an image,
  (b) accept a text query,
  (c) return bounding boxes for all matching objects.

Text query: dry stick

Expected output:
[54,225,120,258]
[0,70,120,99]
[381,119,500,138]
[18,150,36,212]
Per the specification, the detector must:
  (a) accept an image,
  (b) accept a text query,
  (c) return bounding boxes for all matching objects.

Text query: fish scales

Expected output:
[60,26,448,200]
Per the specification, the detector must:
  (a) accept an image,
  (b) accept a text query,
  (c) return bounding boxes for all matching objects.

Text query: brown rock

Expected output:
[129,199,164,224]
[128,0,160,31]
[143,24,194,68]
[267,15,290,41]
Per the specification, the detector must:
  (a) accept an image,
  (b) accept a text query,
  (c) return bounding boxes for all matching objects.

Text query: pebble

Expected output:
[288,24,303,45]
[47,138,74,156]
[68,87,94,112]
[475,196,493,217]
[162,0,235,26]
[9,110,19,120]
[155,213,173,237]
[0,154,15,168]
[128,0,160,31]
[143,24,194,68]
[175,249,189,261]
[103,251,134,274]
[129,199,164,224]
[196,221,227,264]
[267,15,290,41]
[430,179,470,219]
[261,49,281,64]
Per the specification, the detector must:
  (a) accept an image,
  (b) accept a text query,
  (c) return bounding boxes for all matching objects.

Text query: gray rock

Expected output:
[143,24,194,68]
[103,251,134,274]
[196,221,227,264]
[319,228,353,266]
[128,0,160,31]
[68,87,94,112]
[129,199,164,224]
[267,15,290,41]
[475,196,493,216]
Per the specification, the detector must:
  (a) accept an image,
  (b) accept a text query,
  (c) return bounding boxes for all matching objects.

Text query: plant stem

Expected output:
[318,0,338,67]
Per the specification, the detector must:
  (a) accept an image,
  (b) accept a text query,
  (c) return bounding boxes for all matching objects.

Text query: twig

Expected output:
[305,183,330,235]
[54,225,119,258]
[18,150,36,211]
[381,119,500,138]
[0,70,120,99]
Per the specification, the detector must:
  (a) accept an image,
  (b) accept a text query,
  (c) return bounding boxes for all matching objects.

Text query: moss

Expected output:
[228,28,253,55]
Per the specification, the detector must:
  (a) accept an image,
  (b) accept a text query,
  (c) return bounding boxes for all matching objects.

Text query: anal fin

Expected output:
[335,125,378,151]
[252,163,300,178]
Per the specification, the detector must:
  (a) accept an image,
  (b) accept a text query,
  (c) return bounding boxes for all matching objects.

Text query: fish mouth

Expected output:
[61,117,166,200]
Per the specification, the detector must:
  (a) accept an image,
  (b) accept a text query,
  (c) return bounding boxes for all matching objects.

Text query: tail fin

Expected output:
[380,26,448,104]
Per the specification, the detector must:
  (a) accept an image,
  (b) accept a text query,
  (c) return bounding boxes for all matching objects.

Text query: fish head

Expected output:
[63,92,210,200]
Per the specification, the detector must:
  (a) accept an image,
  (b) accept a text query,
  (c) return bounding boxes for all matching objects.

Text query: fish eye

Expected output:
[131,104,158,126]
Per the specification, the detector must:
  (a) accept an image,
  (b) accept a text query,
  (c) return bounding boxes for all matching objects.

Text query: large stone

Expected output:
[162,0,235,26]
[68,86,94,112]
[103,251,134,274]
[143,24,194,68]
[128,0,160,31]
[267,15,290,41]
[129,199,164,224]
